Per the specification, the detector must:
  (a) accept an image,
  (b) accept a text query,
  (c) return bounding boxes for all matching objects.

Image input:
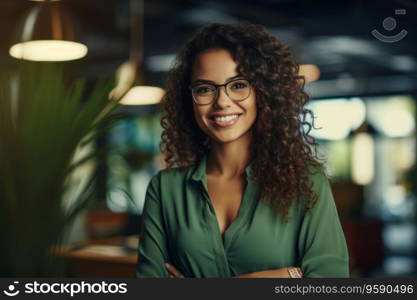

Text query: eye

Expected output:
[230,80,248,90]
[194,85,215,95]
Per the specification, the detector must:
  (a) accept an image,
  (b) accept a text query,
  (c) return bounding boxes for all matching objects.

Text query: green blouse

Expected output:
[136,155,349,278]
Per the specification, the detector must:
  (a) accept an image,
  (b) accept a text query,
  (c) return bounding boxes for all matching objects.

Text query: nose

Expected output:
[213,86,232,108]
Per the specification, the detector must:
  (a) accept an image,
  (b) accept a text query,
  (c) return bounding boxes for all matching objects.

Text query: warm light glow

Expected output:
[367,96,415,138]
[351,132,374,185]
[9,40,88,62]
[307,97,366,140]
[108,61,137,100]
[119,86,165,105]
[379,107,414,137]
[392,139,415,171]
[299,64,320,83]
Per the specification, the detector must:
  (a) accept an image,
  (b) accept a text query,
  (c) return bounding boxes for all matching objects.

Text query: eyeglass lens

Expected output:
[192,79,250,104]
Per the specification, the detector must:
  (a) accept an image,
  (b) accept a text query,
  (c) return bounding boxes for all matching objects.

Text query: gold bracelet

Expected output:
[287,267,303,278]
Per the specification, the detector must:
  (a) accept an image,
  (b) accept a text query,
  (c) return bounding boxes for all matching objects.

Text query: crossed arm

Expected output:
[165,263,303,278]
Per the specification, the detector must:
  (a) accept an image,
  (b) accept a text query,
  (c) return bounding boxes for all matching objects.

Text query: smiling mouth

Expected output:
[209,113,242,127]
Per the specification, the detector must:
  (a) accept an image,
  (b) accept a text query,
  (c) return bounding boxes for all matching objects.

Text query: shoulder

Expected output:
[145,163,199,210]
[149,163,198,187]
[161,164,195,181]
[306,164,330,189]
[308,167,336,213]
[297,163,334,213]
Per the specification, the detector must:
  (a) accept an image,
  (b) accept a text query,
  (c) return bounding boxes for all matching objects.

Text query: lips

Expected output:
[209,113,242,128]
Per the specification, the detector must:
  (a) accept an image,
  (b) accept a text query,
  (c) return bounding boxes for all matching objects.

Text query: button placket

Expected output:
[200,181,231,277]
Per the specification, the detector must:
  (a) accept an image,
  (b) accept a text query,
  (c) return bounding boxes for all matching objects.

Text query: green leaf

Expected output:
[0,62,125,276]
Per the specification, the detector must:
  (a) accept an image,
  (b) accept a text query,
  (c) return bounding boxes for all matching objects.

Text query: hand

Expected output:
[165,263,185,278]
[233,267,303,278]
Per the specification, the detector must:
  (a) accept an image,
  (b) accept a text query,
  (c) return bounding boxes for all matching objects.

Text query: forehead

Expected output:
[191,49,238,83]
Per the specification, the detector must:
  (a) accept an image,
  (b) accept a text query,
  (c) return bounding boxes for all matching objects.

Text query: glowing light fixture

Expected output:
[306,97,366,140]
[120,86,165,106]
[299,64,320,83]
[351,132,374,185]
[110,0,164,105]
[9,0,88,62]
[367,96,415,138]
[10,40,87,62]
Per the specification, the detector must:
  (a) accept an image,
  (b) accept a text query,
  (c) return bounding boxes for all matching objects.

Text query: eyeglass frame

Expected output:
[189,77,252,105]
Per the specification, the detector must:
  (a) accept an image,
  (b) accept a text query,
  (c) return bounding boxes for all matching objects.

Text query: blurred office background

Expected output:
[1,0,416,277]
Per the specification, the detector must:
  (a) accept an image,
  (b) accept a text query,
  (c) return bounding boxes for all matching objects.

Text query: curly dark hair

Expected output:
[160,22,324,223]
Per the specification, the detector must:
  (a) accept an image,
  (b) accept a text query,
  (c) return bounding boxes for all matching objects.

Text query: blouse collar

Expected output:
[189,153,254,184]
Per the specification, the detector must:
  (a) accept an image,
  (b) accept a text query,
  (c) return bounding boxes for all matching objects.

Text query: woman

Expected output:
[136,22,349,278]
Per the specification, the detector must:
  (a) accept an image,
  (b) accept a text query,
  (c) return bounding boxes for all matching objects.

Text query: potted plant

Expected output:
[0,62,122,276]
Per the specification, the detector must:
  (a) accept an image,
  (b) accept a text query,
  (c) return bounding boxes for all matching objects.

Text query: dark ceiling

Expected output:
[1,0,416,99]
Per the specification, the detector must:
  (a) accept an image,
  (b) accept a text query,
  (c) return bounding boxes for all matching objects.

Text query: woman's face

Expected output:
[191,49,257,145]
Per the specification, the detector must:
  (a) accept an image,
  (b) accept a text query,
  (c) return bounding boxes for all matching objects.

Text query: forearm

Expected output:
[233,266,303,278]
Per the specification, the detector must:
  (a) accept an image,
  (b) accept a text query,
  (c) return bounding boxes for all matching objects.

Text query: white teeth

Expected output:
[213,114,239,122]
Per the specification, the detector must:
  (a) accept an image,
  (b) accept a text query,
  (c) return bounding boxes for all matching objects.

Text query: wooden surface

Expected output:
[59,235,139,277]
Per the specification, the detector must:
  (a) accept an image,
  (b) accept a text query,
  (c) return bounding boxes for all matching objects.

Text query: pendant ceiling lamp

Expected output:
[110,0,164,105]
[9,0,88,62]
[299,64,320,83]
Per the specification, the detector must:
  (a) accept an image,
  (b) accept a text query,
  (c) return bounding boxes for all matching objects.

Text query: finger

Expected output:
[168,265,183,277]
[168,269,183,278]
[167,269,176,277]
[166,264,175,278]
[165,263,184,278]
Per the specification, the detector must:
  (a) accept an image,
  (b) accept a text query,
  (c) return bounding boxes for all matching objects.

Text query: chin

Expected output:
[207,130,248,145]
[212,136,239,144]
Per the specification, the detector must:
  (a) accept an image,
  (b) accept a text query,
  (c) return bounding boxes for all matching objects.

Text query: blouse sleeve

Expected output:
[297,170,350,278]
[136,172,170,278]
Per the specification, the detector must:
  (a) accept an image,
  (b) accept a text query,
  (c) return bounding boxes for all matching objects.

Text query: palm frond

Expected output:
[0,62,124,276]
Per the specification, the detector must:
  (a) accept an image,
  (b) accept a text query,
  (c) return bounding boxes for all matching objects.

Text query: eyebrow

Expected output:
[191,75,244,86]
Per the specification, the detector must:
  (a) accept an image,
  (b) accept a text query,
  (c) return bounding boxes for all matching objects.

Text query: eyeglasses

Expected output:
[190,78,252,105]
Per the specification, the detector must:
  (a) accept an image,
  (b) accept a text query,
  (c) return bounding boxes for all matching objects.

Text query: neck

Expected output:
[206,131,252,179]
